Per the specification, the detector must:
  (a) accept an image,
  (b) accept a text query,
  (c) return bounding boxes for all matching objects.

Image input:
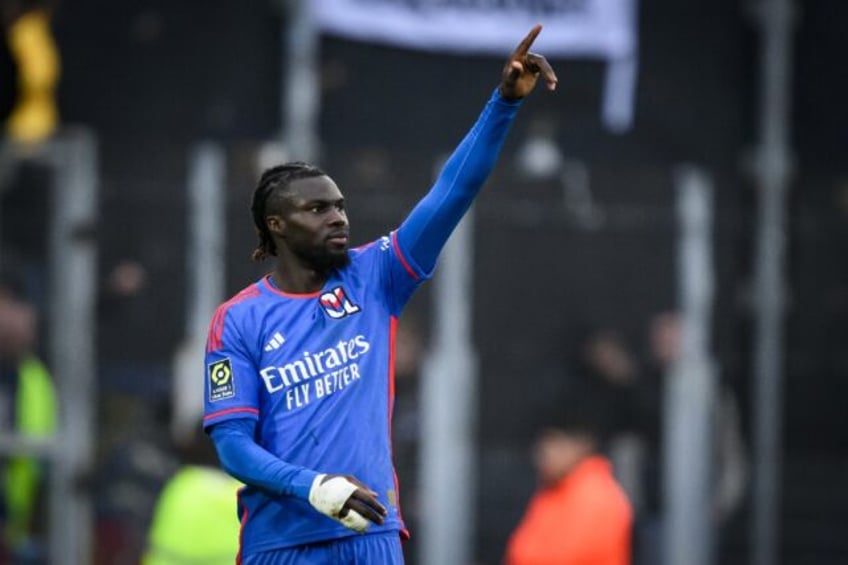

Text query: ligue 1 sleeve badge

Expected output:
[208,358,235,402]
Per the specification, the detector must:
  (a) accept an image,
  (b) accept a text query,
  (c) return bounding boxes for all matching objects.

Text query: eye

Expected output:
[309,203,326,214]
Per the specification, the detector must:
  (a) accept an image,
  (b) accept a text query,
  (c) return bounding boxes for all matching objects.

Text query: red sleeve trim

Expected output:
[387,315,409,537]
[391,231,420,281]
[207,284,262,353]
[204,407,260,422]
[236,488,249,565]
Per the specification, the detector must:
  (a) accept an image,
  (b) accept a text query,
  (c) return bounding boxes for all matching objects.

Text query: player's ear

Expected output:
[266,215,285,237]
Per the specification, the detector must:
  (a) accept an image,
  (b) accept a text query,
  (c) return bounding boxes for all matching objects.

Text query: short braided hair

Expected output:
[250,161,327,261]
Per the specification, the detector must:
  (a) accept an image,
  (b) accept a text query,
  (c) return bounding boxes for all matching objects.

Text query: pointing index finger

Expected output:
[513,24,542,59]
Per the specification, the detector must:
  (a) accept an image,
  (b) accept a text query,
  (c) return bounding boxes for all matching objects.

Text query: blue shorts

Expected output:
[242,532,404,565]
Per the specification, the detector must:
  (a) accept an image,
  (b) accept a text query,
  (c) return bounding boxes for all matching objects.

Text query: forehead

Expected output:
[286,175,343,203]
[535,428,580,447]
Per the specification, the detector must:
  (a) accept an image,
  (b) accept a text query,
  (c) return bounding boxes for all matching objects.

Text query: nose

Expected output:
[328,207,347,226]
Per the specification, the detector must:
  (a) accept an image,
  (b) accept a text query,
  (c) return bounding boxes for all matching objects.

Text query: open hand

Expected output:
[499,25,558,100]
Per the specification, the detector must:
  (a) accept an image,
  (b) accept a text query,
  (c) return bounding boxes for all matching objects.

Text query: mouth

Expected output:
[326,232,350,247]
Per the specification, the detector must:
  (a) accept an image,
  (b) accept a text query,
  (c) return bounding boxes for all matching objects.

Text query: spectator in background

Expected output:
[141,424,241,565]
[504,403,633,565]
[573,329,646,514]
[573,328,640,441]
[92,400,177,565]
[93,257,178,565]
[96,257,174,451]
[635,311,748,565]
[0,269,57,564]
[650,312,748,525]
[630,311,673,565]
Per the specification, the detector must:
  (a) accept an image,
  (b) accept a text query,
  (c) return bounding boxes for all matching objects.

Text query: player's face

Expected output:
[274,175,351,271]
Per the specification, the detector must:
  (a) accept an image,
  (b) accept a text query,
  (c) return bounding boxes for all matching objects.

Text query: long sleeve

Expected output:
[209,418,318,500]
[395,89,523,275]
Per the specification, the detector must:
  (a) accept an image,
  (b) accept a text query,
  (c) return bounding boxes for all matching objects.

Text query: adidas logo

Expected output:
[264,332,286,352]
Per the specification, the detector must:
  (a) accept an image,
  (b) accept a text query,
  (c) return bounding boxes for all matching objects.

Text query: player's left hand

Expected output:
[499,24,558,100]
[308,473,388,533]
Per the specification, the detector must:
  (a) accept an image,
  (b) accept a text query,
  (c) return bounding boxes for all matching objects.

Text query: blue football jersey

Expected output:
[203,231,428,554]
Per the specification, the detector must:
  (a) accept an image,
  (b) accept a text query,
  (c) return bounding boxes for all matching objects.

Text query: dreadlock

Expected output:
[250,161,327,261]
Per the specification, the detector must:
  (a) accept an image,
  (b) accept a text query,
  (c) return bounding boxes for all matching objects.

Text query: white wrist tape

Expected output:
[308,474,370,533]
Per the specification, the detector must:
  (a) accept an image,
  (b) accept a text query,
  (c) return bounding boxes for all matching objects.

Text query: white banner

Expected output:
[311,0,638,130]
[312,0,636,58]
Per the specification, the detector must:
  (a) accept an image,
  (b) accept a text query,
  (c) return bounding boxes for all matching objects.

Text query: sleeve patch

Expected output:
[208,358,235,402]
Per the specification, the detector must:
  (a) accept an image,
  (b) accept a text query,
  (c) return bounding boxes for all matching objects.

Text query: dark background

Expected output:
[3,0,847,562]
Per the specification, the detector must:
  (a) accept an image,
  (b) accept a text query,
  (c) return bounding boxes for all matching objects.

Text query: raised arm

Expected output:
[395,25,557,274]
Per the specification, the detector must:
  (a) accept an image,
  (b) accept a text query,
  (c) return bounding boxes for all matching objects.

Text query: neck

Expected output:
[270,260,329,294]
[544,446,595,487]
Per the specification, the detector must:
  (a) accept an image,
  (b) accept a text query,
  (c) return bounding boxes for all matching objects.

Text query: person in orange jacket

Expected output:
[505,408,633,565]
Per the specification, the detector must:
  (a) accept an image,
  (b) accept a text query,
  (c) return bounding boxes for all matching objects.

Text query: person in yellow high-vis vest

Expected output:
[5,355,56,550]
[0,273,57,562]
[142,425,241,565]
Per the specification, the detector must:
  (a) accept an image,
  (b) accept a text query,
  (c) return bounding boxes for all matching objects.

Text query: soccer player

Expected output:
[203,26,557,565]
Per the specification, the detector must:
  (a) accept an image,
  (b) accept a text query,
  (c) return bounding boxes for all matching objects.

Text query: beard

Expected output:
[295,245,351,272]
